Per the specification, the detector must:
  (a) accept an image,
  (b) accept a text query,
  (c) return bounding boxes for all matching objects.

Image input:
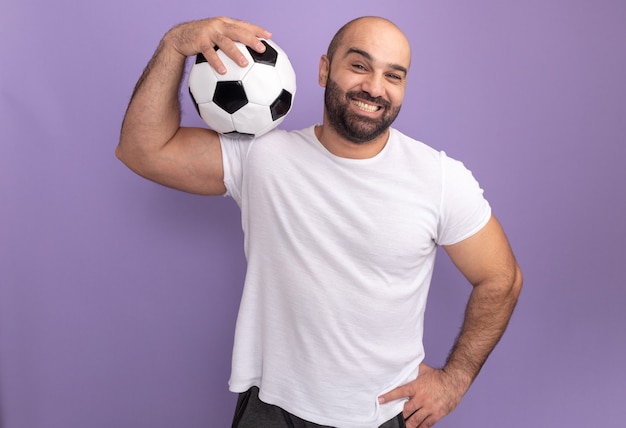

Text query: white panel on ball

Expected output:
[232,103,274,136]
[274,54,297,95]
[197,103,236,134]
[187,63,218,104]
[243,64,283,106]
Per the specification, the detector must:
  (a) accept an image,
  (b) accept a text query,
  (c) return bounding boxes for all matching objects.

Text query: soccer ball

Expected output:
[188,39,296,137]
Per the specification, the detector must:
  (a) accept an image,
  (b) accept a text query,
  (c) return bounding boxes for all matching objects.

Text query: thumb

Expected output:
[418,362,435,375]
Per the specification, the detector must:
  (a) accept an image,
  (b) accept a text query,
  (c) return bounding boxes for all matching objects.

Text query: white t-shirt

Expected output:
[220,126,491,428]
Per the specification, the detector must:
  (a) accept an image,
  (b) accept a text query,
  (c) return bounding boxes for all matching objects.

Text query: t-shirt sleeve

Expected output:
[436,152,492,246]
[219,134,254,205]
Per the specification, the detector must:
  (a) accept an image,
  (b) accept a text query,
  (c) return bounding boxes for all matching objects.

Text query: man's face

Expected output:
[319,18,411,144]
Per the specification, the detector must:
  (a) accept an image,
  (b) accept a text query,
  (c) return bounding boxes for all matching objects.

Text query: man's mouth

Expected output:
[351,99,382,113]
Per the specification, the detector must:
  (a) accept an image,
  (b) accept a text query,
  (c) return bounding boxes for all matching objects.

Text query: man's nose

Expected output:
[361,73,385,99]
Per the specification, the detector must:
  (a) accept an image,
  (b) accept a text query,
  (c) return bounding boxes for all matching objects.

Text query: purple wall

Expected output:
[2,1,625,427]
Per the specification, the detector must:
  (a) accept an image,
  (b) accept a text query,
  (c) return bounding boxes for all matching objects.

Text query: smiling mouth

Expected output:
[351,99,381,113]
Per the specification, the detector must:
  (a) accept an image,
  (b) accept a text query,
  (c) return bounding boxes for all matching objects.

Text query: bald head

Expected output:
[326,17,411,68]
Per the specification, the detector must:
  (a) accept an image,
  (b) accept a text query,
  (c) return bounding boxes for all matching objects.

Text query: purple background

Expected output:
[2,1,625,427]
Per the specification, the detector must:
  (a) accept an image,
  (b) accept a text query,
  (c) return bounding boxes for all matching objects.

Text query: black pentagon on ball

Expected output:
[188,88,201,116]
[213,81,248,114]
[225,130,254,137]
[246,40,278,66]
[195,52,208,64]
[270,90,293,121]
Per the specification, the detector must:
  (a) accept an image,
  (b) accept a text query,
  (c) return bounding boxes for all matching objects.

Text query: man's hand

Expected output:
[164,17,272,74]
[378,363,469,428]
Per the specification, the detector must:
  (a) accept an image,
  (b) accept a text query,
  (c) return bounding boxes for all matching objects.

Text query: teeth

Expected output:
[352,100,380,112]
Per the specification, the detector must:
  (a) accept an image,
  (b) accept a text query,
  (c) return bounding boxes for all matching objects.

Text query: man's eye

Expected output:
[353,64,367,71]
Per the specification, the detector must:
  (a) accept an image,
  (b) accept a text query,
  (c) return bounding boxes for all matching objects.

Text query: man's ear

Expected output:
[319,55,329,87]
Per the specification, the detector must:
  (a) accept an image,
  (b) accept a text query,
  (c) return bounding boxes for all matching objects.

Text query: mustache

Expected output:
[346,91,391,108]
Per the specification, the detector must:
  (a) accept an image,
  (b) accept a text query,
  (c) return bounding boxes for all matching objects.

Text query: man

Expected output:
[117,16,522,428]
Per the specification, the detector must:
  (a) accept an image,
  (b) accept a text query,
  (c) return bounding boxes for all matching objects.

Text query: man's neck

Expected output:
[314,124,390,160]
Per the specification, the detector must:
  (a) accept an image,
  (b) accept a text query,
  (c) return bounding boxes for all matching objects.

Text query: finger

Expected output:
[201,31,256,74]
[378,385,412,405]
[221,17,272,44]
[196,18,272,74]
[405,408,430,428]
[217,18,271,54]
[209,26,269,73]
[211,32,250,69]
[402,398,422,420]
[198,47,228,75]
[416,414,436,428]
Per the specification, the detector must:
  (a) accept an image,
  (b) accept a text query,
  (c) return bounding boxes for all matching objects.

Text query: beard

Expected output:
[323,76,401,144]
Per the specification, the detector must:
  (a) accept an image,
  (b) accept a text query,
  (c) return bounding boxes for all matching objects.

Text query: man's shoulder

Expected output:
[389,127,443,160]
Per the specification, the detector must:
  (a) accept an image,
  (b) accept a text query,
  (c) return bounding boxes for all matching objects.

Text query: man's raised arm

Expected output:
[116,17,271,195]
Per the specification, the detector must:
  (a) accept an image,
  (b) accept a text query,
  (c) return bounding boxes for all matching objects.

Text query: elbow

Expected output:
[115,138,162,184]
[115,142,125,163]
[509,263,523,303]
[115,130,130,162]
[115,138,144,171]
[483,262,523,306]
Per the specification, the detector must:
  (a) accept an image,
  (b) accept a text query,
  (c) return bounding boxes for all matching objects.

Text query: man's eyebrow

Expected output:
[345,47,408,76]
